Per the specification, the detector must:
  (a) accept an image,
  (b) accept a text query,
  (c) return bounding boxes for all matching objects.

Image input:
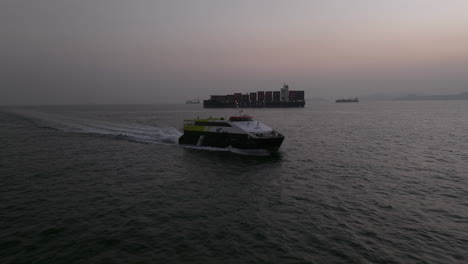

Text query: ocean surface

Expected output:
[1,102,467,263]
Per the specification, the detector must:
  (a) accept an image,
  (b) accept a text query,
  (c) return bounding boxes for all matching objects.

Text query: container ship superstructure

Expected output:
[203,83,305,108]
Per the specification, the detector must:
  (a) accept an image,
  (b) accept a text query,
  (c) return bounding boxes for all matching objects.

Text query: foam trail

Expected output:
[11,109,182,145]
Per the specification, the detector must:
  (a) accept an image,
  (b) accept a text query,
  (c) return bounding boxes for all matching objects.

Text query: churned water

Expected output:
[1,102,467,263]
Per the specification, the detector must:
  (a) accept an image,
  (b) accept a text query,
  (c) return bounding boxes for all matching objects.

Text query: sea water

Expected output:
[1,102,467,263]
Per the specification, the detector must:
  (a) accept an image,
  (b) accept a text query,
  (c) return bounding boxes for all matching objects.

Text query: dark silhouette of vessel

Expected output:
[203,83,305,108]
[336,97,359,103]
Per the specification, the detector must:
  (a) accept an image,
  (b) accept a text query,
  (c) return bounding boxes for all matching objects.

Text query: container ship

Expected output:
[203,83,305,108]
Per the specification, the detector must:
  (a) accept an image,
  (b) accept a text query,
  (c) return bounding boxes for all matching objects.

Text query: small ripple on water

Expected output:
[2,103,468,263]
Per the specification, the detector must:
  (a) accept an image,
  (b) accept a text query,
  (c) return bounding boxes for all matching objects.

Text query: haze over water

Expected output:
[1,102,467,263]
[2,0,468,105]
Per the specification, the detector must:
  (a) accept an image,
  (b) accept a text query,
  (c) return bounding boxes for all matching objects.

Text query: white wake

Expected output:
[12,109,182,145]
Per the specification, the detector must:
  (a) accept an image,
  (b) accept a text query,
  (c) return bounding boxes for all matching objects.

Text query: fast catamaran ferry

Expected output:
[178,111,284,152]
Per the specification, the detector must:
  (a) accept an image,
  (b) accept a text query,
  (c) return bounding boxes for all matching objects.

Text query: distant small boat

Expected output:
[336,97,359,103]
[185,98,200,104]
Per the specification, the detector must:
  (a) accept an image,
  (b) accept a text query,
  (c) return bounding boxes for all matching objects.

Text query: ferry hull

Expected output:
[179,131,284,151]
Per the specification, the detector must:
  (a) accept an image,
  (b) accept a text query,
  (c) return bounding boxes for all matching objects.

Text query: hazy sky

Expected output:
[2,0,468,104]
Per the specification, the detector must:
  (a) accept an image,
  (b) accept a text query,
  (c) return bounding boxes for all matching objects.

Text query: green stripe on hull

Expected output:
[184,118,222,122]
[183,125,207,132]
[183,117,225,131]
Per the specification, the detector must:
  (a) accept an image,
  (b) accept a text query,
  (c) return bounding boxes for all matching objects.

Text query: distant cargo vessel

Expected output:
[336,97,359,103]
[203,83,305,108]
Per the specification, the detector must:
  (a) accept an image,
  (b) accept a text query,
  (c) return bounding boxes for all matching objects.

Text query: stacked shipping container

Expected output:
[204,85,305,108]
